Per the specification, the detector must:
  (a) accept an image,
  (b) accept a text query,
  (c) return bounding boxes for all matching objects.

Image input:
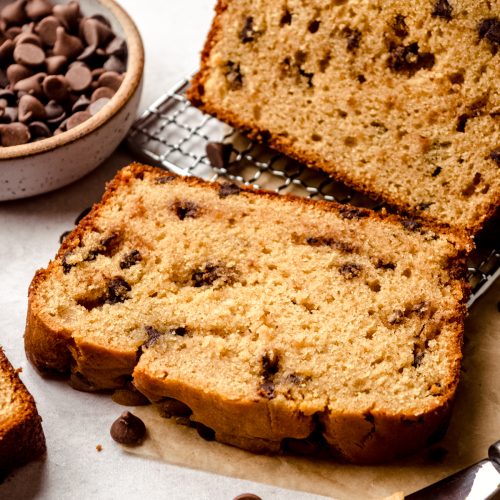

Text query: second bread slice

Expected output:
[25,163,471,462]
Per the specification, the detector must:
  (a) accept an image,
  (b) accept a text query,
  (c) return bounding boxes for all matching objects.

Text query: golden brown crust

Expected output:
[0,349,46,470]
[186,2,499,237]
[24,163,471,463]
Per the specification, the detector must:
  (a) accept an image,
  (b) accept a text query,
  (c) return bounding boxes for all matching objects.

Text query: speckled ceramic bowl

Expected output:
[0,0,144,200]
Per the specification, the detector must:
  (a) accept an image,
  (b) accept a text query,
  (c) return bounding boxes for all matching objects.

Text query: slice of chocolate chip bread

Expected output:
[188,0,500,235]
[0,348,46,471]
[25,163,471,463]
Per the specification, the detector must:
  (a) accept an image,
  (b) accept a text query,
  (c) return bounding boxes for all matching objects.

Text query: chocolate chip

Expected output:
[308,20,320,34]
[206,141,232,169]
[0,39,15,64]
[401,218,422,231]
[374,259,396,270]
[195,422,215,441]
[387,42,435,75]
[97,233,121,257]
[432,0,453,20]
[88,97,109,116]
[35,15,60,46]
[91,86,115,101]
[392,14,408,38]
[6,63,32,85]
[305,236,354,253]
[0,106,18,123]
[42,74,69,101]
[105,36,126,58]
[478,18,500,45]
[192,263,234,287]
[52,1,80,32]
[233,494,262,500]
[388,309,404,325]
[282,437,318,456]
[155,175,176,184]
[338,263,362,279]
[219,182,240,198]
[225,61,242,90]
[29,120,50,139]
[81,17,113,47]
[143,326,162,348]
[338,205,369,219]
[240,16,257,43]
[65,63,92,91]
[53,26,83,59]
[18,94,45,122]
[103,54,125,73]
[14,71,45,97]
[45,99,65,124]
[416,202,433,211]
[112,388,150,407]
[66,110,91,130]
[280,10,292,26]
[14,32,42,47]
[412,344,425,367]
[13,43,44,67]
[26,0,53,21]
[0,122,30,145]
[97,70,123,91]
[106,276,131,304]
[342,26,361,51]
[1,0,27,25]
[110,411,146,445]
[261,350,279,377]
[71,94,90,112]
[120,249,142,269]
[172,200,198,220]
[45,55,67,74]
[490,148,500,166]
[431,166,442,177]
[456,113,468,132]
[61,251,74,274]
[298,67,314,87]
[257,381,275,399]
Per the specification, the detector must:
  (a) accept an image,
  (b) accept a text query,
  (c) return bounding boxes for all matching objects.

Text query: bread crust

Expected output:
[24,163,471,463]
[0,349,46,470]
[186,1,499,237]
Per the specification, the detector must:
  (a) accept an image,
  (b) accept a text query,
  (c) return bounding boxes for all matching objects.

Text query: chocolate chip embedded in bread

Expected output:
[225,61,243,90]
[156,397,192,418]
[261,350,279,377]
[432,0,453,21]
[120,249,142,270]
[478,18,500,46]
[143,326,162,348]
[110,411,146,445]
[219,182,241,198]
[391,14,408,38]
[401,218,422,231]
[239,16,258,43]
[388,309,404,325]
[412,344,426,367]
[172,200,198,220]
[257,380,275,399]
[338,205,369,220]
[106,276,131,304]
[338,263,362,279]
[206,141,232,169]
[342,26,361,52]
[195,422,216,441]
[489,148,500,166]
[387,42,435,75]
[191,263,236,287]
[431,166,442,177]
[155,175,176,184]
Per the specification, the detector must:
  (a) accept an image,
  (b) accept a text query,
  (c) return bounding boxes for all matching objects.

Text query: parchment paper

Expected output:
[125,280,500,499]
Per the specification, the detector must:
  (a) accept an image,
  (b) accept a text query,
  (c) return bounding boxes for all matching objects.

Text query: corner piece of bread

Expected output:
[0,348,46,471]
[25,163,472,463]
[187,0,500,235]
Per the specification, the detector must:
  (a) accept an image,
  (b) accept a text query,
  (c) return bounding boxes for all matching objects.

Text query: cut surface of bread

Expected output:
[0,348,46,471]
[25,163,471,462]
[188,0,500,235]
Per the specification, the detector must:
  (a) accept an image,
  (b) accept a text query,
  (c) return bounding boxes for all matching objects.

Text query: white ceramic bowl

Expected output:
[0,0,144,200]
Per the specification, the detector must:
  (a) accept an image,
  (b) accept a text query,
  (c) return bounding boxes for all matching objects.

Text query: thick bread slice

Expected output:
[25,163,471,463]
[187,0,500,235]
[0,348,46,470]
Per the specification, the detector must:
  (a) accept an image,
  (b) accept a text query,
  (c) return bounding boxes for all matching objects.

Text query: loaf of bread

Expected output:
[188,0,500,235]
[0,348,46,471]
[25,163,471,463]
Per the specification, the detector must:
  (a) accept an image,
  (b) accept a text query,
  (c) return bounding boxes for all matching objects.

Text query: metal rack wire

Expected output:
[126,77,499,307]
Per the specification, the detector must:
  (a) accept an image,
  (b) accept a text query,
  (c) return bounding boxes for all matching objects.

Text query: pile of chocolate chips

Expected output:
[0,0,127,146]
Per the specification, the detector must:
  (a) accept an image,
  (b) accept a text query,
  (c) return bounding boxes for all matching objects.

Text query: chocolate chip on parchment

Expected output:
[206,141,232,168]
[432,0,453,20]
[219,182,240,198]
[110,411,146,445]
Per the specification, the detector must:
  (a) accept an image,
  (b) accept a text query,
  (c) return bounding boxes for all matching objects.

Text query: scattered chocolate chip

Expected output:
[219,182,240,198]
[257,380,275,399]
[59,230,71,243]
[206,141,232,168]
[402,218,422,231]
[155,175,176,184]
[225,60,242,90]
[298,67,314,87]
[432,0,453,20]
[392,14,408,38]
[387,42,435,75]
[106,276,131,304]
[342,26,361,51]
[233,494,262,500]
[431,166,442,177]
[478,18,500,45]
[112,387,150,407]
[489,148,500,166]
[120,249,142,270]
[172,200,198,220]
[239,16,257,43]
[110,411,146,445]
[338,263,362,279]
[195,422,215,441]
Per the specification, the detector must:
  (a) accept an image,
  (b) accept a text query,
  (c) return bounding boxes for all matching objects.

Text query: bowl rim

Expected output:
[0,0,144,160]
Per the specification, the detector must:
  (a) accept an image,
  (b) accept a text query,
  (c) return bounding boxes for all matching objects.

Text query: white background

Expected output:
[0,1,325,499]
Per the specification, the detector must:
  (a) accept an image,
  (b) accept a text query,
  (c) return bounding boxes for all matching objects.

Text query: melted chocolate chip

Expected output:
[338,205,369,220]
[280,10,292,26]
[225,61,243,89]
[298,67,314,87]
[374,259,396,270]
[110,411,146,445]
[106,276,131,304]
[195,422,215,441]
[261,351,279,377]
[431,166,442,177]
[338,263,362,279]
[143,326,162,348]
[219,182,240,198]
[155,175,176,184]
[240,16,257,43]
[490,148,500,166]
[191,263,235,287]
[478,18,500,45]
[342,26,361,51]
[456,113,468,132]
[120,249,142,270]
[387,42,435,75]
[156,397,192,418]
[432,0,453,20]
[257,380,275,399]
[305,236,354,253]
[392,14,408,38]
[172,200,198,220]
[206,141,232,168]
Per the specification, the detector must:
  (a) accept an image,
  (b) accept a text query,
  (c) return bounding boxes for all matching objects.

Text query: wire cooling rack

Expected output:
[126,77,499,307]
